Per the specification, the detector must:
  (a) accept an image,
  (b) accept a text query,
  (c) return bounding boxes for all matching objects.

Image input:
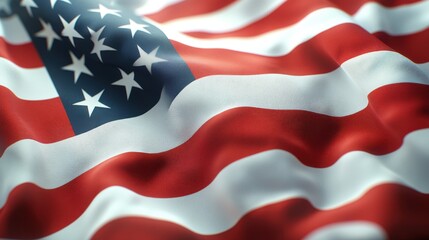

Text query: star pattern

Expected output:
[119,19,150,38]
[88,26,116,62]
[112,69,143,100]
[133,46,166,74]
[50,0,71,8]
[0,0,11,14]
[89,4,121,19]
[14,0,195,134]
[20,0,38,16]
[73,90,110,117]
[60,15,84,47]
[62,52,93,83]
[35,19,61,50]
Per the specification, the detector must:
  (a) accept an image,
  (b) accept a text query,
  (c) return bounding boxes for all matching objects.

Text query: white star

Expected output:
[0,0,11,14]
[73,89,110,117]
[89,4,121,19]
[50,0,71,8]
[88,26,116,62]
[119,19,150,38]
[60,15,83,47]
[133,46,166,74]
[35,19,61,50]
[88,25,104,41]
[20,0,38,16]
[62,52,93,83]
[112,69,142,100]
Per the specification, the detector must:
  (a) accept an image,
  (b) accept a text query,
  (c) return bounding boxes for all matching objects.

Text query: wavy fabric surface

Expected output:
[1,0,429,239]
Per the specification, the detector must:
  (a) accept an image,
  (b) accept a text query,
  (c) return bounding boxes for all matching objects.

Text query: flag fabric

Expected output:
[1,0,429,239]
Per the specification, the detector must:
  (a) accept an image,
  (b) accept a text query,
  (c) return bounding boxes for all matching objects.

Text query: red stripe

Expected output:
[374,28,429,63]
[329,0,422,14]
[91,184,429,240]
[145,0,236,23]
[173,24,391,78]
[1,83,428,238]
[0,87,74,154]
[0,38,43,68]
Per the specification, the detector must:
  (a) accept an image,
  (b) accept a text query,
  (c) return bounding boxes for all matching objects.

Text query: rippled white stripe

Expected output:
[161,1,429,36]
[1,51,428,208]
[304,222,387,240]
[162,1,429,55]
[41,129,429,239]
[170,51,429,135]
[0,16,31,44]
[161,7,353,56]
[161,0,285,33]
[355,1,429,35]
[0,58,58,100]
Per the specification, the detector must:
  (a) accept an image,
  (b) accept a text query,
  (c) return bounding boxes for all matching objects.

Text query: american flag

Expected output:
[1,0,429,239]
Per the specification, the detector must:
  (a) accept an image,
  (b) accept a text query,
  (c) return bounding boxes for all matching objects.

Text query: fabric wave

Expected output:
[0,0,428,239]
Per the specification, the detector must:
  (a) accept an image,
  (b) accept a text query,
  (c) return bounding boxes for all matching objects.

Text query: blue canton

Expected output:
[12,0,195,134]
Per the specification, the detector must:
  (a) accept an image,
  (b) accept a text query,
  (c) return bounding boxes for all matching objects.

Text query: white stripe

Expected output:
[170,51,429,134]
[0,16,31,44]
[1,51,428,208]
[161,1,429,36]
[161,7,354,56]
[135,0,184,15]
[42,129,429,239]
[354,1,429,35]
[304,222,387,240]
[0,58,58,100]
[161,0,285,33]
[161,1,429,56]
